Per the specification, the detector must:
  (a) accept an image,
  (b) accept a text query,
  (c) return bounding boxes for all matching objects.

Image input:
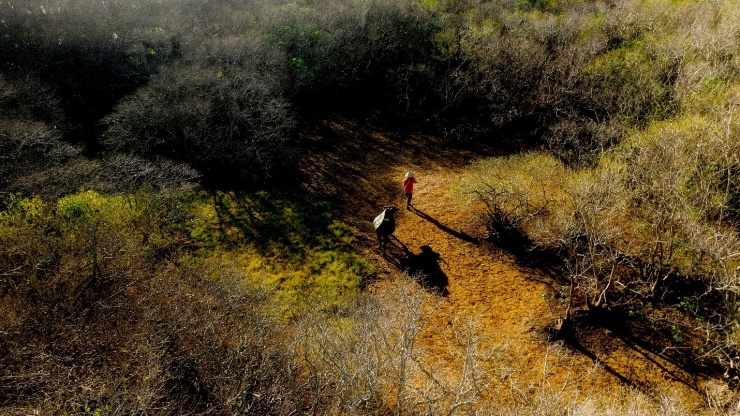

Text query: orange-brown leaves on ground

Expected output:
[299,114,716,413]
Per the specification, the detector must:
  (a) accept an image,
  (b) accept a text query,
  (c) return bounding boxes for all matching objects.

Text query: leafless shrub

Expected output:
[705,379,740,414]
[103,64,296,181]
[298,275,514,415]
[131,262,296,415]
[470,33,549,127]
[98,154,200,193]
[299,274,651,415]
[544,114,620,165]
[459,153,566,243]
[667,0,740,103]
[4,154,199,201]
[0,74,64,125]
[0,118,80,196]
[0,191,298,415]
[298,277,433,415]
[616,117,739,297]
[549,161,631,321]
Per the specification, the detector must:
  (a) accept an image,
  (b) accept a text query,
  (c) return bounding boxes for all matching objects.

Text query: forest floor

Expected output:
[298,113,717,412]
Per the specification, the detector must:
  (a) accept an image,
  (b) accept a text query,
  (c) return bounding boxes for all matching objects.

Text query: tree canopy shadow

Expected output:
[554,307,714,395]
[209,189,343,259]
[486,225,717,393]
[296,113,503,246]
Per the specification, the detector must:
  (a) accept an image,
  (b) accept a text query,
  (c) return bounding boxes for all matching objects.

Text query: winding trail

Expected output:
[299,113,712,411]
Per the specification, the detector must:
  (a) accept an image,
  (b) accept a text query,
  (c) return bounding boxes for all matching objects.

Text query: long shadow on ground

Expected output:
[381,238,449,296]
[565,306,720,393]
[486,227,718,395]
[410,207,479,245]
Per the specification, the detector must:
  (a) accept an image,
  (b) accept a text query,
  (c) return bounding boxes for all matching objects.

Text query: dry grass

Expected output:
[296,114,724,414]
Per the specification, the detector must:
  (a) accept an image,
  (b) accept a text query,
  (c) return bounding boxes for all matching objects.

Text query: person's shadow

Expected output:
[411,208,478,245]
[399,245,449,296]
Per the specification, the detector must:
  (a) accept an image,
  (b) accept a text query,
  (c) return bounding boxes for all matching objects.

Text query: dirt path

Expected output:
[299,114,713,411]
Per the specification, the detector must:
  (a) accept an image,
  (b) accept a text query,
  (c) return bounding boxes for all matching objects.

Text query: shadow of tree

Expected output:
[576,306,715,390]
[209,189,341,259]
[486,226,717,393]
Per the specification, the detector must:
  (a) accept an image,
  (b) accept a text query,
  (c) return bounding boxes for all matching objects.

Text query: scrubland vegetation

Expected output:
[456,0,740,383]
[2,0,740,414]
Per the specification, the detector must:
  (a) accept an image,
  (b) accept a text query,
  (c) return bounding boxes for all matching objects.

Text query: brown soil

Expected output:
[298,113,716,411]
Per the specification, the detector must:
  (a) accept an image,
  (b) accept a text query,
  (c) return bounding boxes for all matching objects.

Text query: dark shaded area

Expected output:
[0,16,164,154]
[484,226,564,280]
[296,113,502,229]
[381,239,449,296]
[483,222,723,393]
[563,306,718,393]
[649,273,724,322]
[209,190,340,259]
[566,336,640,390]
[161,353,218,413]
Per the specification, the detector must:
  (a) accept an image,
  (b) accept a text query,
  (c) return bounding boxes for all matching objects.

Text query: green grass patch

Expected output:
[187,190,375,319]
[2,189,372,320]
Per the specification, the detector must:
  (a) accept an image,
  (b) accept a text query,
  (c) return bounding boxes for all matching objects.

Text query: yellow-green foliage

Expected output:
[611,107,740,272]
[2,190,145,254]
[54,192,146,268]
[683,81,740,121]
[458,152,566,201]
[57,190,136,224]
[583,38,673,121]
[513,0,561,14]
[458,152,567,217]
[417,0,451,12]
[0,191,150,337]
[458,152,569,241]
[193,246,371,320]
[35,188,372,321]
[0,195,51,299]
[0,196,46,258]
[1,194,46,223]
[187,190,374,319]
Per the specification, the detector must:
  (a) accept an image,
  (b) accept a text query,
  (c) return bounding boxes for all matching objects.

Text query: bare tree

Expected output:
[103,64,296,181]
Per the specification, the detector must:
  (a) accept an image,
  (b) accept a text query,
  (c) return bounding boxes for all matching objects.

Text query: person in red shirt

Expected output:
[403,171,417,210]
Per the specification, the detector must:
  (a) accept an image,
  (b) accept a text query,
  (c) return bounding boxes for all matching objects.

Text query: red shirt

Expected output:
[403,177,417,194]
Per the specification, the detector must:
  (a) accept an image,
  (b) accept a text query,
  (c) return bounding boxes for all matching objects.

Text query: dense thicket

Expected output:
[2,0,740,413]
[1,0,440,186]
[5,0,732,187]
[456,0,740,381]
